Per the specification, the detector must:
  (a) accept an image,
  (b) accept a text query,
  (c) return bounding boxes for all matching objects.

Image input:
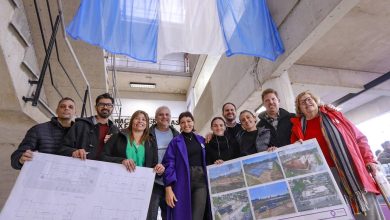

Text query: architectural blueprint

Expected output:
[0,152,155,220]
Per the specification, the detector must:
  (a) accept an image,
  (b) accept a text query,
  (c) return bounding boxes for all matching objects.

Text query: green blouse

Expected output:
[126,137,145,167]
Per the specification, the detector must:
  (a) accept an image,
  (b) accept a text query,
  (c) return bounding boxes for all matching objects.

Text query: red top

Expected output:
[305,116,335,167]
[290,106,379,194]
[96,124,109,158]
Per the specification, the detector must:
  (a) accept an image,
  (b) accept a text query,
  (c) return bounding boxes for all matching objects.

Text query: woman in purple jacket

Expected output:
[162,111,211,220]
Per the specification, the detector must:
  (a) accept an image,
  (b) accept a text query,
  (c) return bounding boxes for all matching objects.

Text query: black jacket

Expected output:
[237,127,271,156]
[206,135,239,165]
[102,129,158,168]
[58,116,119,160]
[256,108,295,148]
[11,117,72,169]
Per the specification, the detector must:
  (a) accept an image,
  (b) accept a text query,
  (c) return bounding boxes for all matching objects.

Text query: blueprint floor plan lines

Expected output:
[91,206,141,220]
[99,172,149,195]
[14,200,76,220]
[1,152,155,220]
[23,159,100,194]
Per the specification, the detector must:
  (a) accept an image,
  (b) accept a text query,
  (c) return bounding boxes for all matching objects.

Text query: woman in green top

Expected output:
[102,110,163,174]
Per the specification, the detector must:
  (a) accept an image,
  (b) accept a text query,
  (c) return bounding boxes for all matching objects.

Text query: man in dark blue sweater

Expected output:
[11,97,76,169]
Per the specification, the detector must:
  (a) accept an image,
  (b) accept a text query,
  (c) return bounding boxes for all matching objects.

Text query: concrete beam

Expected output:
[260,0,360,79]
[289,64,388,89]
[118,91,186,101]
[345,96,390,124]
[289,64,390,104]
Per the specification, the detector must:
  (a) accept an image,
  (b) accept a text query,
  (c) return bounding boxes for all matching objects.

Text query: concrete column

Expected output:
[262,71,295,113]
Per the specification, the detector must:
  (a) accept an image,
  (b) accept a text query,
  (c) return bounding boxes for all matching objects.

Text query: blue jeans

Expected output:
[147,183,167,220]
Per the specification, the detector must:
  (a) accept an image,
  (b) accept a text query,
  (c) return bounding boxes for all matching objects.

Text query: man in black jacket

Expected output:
[257,88,295,148]
[58,93,119,160]
[11,97,76,169]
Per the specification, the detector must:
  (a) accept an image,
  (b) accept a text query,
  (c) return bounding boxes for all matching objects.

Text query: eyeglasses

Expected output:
[299,97,314,105]
[97,103,114,108]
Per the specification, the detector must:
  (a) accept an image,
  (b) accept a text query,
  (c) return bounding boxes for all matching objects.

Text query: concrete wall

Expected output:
[0,0,54,209]
[0,143,19,210]
[193,55,256,134]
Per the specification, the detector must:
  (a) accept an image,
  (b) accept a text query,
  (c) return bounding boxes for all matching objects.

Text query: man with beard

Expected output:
[222,102,243,139]
[256,88,295,148]
[58,93,119,160]
[11,97,76,169]
[206,103,243,143]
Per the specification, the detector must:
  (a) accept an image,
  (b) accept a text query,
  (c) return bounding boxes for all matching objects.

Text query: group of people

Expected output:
[11,89,384,220]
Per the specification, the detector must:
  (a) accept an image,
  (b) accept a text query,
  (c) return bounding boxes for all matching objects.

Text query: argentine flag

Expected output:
[67,0,284,63]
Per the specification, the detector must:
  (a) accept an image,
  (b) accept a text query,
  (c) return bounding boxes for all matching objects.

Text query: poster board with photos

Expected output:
[206,139,354,220]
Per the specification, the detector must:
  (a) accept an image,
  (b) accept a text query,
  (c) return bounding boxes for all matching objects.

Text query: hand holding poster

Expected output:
[206,139,354,220]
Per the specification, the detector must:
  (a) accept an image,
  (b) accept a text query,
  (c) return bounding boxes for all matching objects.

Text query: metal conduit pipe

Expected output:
[56,0,93,116]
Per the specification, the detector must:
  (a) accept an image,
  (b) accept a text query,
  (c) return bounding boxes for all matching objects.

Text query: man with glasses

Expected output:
[59,93,119,160]
[11,97,76,169]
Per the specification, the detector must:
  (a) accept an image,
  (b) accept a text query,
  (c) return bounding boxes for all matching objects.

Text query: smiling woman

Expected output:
[162,111,211,220]
[290,91,385,220]
[206,117,239,165]
[101,110,166,218]
[237,110,272,156]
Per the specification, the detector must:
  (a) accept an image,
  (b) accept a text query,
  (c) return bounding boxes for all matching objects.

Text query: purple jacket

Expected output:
[162,133,211,220]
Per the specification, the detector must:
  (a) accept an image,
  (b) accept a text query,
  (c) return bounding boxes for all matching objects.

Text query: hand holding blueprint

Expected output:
[1,152,155,220]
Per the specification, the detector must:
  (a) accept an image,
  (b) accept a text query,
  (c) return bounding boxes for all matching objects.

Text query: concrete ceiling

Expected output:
[297,0,390,73]
[292,0,390,117]
[109,71,190,96]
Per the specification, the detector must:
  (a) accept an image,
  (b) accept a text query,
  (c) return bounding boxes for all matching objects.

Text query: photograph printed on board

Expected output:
[242,153,284,186]
[209,161,246,194]
[249,181,296,219]
[278,143,326,178]
[212,190,253,220]
[289,172,342,212]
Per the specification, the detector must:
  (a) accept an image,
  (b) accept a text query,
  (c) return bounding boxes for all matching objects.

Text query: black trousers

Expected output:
[190,166,207,220]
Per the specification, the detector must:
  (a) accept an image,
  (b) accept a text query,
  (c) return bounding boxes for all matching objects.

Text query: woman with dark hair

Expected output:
[206,117,239,165]
[102,110,164,219]
[291,91,384,220]
[102,110,161,172]
[237,110,273,156]
[162,111,211,220]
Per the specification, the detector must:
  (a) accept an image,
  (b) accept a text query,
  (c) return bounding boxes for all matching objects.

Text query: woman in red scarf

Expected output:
[290,91,384,220]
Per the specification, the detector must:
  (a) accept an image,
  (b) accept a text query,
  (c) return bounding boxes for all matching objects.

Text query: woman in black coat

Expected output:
[206,117,239,165]
[102,110,162,173]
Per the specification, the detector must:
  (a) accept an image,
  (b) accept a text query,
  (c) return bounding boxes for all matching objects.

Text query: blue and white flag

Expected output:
[67,0,284,63]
